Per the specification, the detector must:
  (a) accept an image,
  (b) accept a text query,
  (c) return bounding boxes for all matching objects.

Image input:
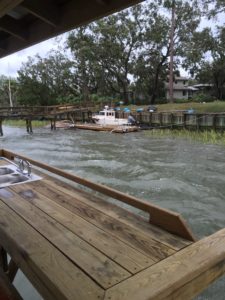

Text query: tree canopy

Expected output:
[1,0,225,106]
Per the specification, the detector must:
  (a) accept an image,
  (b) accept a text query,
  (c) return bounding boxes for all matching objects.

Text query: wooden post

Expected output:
[0,119,3,136]
[159,113,163,127]
[183,113,186,129]
[171,113,174,129]
[7,260,19,283]
[149,113,152,127]
[53,118,56,130]
[0,246,8,273]
[50,119,53,130]
[29,120,33,134]
[26,119,33,134]
[213,114,217,131]
[196,114,200,131]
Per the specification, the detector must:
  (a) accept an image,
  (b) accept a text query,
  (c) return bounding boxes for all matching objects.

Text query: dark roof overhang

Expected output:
[0,0,143,58]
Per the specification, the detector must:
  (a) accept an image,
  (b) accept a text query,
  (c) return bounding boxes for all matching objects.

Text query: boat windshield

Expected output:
[99,112,105,115]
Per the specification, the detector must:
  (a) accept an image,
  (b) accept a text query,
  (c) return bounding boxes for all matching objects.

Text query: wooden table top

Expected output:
[0,158,193,300]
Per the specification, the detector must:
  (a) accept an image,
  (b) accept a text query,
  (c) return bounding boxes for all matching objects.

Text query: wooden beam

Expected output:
[0,0,24,18]
[21,0,60,27]
[0,16,28,41]
[0,246,8,272]
[1,149,195,241]
[0,268,23,300]
[105,228,225,300]
[7,260,19,283]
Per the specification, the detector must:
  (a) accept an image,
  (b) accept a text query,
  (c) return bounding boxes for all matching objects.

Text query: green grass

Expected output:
[156,101,225,113]
[127,101,225,113]
[3,120,49,127]
[145,129,225,146]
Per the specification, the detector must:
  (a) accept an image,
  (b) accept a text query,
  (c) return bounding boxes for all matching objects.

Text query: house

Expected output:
[165,76,194,100]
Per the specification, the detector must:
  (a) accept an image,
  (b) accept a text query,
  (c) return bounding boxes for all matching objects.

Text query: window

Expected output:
[183,90,187,96]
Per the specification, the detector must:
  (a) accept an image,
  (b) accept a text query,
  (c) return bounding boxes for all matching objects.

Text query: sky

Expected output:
[0,36,65,78]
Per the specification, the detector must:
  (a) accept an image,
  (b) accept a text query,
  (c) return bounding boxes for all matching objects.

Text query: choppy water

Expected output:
[1,125,225,299]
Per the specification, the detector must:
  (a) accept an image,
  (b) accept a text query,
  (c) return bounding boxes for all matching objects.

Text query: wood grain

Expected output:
[2,149,195,241]
[0,201,104,300]
[104,228,225,300]
[40,174,192,251]
[11,183,154,274]
[27,180,175,261]
[0,188,130,289]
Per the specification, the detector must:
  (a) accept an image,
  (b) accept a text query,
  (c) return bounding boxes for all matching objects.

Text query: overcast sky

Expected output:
[0,36,65,78]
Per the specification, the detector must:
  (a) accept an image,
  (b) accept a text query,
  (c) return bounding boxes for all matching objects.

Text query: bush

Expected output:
[192,93,215,103]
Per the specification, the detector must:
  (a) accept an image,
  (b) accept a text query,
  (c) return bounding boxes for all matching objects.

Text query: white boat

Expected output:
[92,106,129,126]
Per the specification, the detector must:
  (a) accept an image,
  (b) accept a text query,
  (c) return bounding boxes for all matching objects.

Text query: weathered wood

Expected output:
[37,174,191,251]
[0,201,104,300]
[0,188,131,289]
[10,183,154,274]
[23,180,176,261]
[104,228,225,300]
[7,259,19,283]
[0,268,22,300]
[2,149,195,241]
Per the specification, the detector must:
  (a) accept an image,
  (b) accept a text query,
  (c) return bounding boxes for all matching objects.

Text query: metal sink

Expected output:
[0,163,42,188]
[0,167,14,175]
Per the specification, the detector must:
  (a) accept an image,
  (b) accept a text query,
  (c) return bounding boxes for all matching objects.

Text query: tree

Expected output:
[134,0,201,104]
[195,27,225,99]
[17,51,76,106]
[0,75,18,107]
[67,4,145,104]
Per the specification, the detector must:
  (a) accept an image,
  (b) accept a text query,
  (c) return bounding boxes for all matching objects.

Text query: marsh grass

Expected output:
[3,120,49,127]
[145,129,225,146]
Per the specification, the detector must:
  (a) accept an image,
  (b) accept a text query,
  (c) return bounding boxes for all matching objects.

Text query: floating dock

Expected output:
[74,123,140,133]
[0,149,225,300]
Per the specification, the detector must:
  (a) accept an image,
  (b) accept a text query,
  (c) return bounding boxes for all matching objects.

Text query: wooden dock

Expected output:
[0,105,93,135]
[74,123,140,133]
[1,105,225,135]
[0,149,225,299]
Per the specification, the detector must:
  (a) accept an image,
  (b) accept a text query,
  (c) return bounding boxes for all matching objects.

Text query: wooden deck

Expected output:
[74,123,140,133]
[0,149,225,300]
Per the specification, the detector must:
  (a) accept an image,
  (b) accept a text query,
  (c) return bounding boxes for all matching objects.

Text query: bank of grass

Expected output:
[3,120,49,127]
[145,129,225,146]
[128,101,225,113]
[157,101,225,113]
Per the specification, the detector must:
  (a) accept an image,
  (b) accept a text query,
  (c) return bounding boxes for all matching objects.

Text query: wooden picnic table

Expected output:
[0,149,225,300]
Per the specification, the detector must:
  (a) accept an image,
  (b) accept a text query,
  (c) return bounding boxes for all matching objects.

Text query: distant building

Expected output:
[165,77,214,100]
[165,77,194,100]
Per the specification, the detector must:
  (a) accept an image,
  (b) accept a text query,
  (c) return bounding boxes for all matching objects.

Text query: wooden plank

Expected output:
[0,201,105,300]
[24,180,175,261]
[21,0,59,27]
[10,184,154,274]
[0,0,23,18]
[0,157,190,253]
[0,268,22,300]
[104,228,225,300]
[0,188,131,289]
[7,259,19,283]
[39,175,192,251]
[1,149,195,241]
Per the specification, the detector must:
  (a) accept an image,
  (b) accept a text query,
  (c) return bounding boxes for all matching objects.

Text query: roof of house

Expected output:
[0,0,143,58]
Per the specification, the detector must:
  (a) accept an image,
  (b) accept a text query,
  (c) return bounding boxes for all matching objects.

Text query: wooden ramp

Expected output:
[0,149,225,300]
